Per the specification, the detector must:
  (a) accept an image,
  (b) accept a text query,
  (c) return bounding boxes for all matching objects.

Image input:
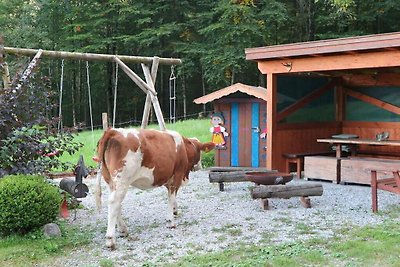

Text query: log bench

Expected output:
[283,151,334,178]
[208,167,277,191]
[251,182,323,210]
[371,169,400,212]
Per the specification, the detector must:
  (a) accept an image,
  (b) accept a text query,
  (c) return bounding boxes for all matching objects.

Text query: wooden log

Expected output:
[209,170,277,183]
[208,166,273,172]
[2,46,181,65]
[251,183,323,199]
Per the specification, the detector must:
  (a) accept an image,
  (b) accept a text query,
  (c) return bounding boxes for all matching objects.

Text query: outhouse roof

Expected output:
[245,31,400,61]
[193,83,267,104]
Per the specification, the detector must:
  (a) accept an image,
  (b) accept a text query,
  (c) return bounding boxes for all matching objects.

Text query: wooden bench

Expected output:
[283,151,334,178]
[251,182,323,210]
[371,169,400,212]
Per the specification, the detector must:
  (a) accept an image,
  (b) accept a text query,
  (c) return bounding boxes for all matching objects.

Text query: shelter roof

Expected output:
[245,31,400,61]
[193,83,267,104]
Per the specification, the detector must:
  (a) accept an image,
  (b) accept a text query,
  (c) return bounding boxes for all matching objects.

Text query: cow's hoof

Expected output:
[167,223,176,229]
[106,236,116,250]
[119,231,129,238]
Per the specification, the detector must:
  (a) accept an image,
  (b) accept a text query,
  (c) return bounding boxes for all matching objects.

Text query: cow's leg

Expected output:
[106,186,128,250]
[167,189,177,228]
[117,212,128,237]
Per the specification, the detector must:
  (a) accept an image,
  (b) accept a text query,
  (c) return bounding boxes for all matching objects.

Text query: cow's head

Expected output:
[185,137,215,171]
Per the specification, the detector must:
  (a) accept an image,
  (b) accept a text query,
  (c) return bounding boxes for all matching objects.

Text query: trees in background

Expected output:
[1,0,399,128]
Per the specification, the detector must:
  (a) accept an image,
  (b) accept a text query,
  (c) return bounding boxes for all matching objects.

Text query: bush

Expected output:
[201,150,215,168]
[0,175,62,236]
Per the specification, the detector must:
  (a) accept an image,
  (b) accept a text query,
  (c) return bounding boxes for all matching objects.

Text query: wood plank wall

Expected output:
[342,121,400,153]
[273,122,341,171]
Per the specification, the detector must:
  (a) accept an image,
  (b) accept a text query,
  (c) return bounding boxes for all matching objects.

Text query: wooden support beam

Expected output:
[266,73,277,170]
[342,73,400,87]
[15,49,43,92]
[142,63,166,130]
[141,92,152,129]
[257,50,400,74]
[345,88,400,115]
[113,56,156,95]
[1,46,181,65]
[277,80,336,122]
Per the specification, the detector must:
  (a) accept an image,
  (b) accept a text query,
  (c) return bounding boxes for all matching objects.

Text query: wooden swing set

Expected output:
[0,42,182,131]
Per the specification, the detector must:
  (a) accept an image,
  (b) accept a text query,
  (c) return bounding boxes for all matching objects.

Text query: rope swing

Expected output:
[86,61,95,152]
[57,59,64,132]
[112,62,119,128]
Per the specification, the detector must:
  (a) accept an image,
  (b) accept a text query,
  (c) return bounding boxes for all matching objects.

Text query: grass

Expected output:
[0,221,93,267]
[58,118,214,170]
[168,220,400,267]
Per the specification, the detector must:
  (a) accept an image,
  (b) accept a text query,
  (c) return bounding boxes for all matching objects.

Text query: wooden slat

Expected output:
[345,88,400,115]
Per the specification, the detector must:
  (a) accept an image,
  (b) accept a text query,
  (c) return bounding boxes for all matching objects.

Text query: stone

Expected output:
[43,223,62,237]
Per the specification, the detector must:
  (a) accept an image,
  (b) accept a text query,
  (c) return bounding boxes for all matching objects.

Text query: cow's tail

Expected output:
[95,165,103,212]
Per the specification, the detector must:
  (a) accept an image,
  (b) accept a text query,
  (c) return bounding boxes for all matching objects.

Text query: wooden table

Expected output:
[317,138,400,158]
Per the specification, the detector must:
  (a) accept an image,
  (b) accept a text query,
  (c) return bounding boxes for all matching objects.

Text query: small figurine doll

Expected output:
[210,112,229,149]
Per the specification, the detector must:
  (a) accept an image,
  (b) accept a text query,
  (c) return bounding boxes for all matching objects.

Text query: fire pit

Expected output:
[245,172,293,185]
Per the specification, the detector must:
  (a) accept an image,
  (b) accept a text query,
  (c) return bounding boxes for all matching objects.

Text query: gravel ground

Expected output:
[50,170,400,266]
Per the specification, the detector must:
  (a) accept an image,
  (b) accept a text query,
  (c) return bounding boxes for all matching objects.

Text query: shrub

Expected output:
[201,150,215,168]
[0,175,62,236]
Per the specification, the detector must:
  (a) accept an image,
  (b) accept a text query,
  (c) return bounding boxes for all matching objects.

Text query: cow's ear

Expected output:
[202,142,215,153]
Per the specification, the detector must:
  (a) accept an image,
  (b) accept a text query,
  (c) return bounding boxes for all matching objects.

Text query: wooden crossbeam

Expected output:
[1,46,181,65]
[345,88,400,115]
[277,80,337,122]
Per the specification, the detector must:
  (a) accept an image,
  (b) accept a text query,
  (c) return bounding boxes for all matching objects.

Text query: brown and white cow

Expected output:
[93,128,215,250]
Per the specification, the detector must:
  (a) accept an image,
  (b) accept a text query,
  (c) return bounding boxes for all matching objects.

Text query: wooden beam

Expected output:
[257,50,400,74]
[277,80,336,122]
[0,38,11,90]
[342,73,400,87]
[113,56,156,95]
[335,80,345,122]
[15,49,43,92]
[142,63,166,130]
[266,73,277,170]
[345,88,400,115]
[1,46,181,65]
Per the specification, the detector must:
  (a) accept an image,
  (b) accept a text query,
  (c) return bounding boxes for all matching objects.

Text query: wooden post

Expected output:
[102,112,108,131]
[266,73,277,170]
[0,37,11,90]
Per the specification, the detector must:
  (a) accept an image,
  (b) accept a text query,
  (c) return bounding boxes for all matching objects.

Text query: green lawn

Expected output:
[58,118,214,170]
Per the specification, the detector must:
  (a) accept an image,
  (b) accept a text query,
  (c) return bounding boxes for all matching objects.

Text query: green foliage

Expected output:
[0,70,82,177]
[0,175,62,236]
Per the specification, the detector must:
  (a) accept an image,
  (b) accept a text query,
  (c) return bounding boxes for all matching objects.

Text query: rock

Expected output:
[43,223,61,237]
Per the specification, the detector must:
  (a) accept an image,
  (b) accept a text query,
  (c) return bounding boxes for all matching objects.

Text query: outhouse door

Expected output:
[215,99,267,167]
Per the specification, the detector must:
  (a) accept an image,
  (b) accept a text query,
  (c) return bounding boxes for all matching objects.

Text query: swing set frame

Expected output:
[0,45,182,131]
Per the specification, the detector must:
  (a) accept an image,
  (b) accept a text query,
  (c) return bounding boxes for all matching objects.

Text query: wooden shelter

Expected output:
[245,31,400,172]
[194,83,268,167]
